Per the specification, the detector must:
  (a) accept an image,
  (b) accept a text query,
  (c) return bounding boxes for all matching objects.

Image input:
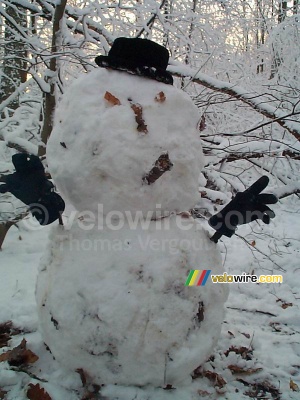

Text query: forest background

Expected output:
[1,1,300,399]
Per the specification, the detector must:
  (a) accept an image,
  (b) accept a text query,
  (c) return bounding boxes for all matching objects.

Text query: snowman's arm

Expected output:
[0,173,17,193]
[0,183,9,193]
[1,155,65,225]
[208,176,278,242]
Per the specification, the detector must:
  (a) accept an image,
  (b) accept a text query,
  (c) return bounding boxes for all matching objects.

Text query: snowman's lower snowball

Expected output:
[36,216,228,387]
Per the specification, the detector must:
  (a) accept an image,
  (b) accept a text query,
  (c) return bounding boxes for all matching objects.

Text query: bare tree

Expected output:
[39,0,67,156]
[1,1,27,109]
[0,0,299,251]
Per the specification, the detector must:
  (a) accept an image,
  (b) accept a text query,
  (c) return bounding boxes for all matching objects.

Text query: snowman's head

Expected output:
[48,36,204,218]
[47,68,204,218]
[95,37,173,85]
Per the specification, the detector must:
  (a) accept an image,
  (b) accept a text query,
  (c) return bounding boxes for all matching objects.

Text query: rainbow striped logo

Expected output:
[185,270,211,286]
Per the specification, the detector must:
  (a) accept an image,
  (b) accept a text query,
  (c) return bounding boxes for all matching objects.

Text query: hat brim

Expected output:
[95,55,173,85]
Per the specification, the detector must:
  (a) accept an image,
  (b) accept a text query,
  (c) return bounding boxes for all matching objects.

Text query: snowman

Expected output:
[35,38,277,388]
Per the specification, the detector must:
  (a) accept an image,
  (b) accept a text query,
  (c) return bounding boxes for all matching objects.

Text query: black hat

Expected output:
[95,37,173,85]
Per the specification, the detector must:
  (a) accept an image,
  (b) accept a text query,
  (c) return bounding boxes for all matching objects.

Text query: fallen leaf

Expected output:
[224,345,253,360]
[0,389,7,399]
[203,370,226,388]
[0,321,13,348]
[0,321,13,335]
[178,211,191,219]
[196,302,205,323]
[104,91,121,106]
[0,338,38,366]
[154,91,166,102]
[192,365,202,379]
[282,302,293,309]
[238,379,281,399]
[81,395,92,400]
[250,240,256,247]
[228,365,262,374]
[198,389,212,397]
[290,378,299,391]
[240,332,251,339]
[81,392,98,400]
[130,103,148,133]
[0,321,22,348]
[163,384,175,390]
[270,322,282,332]
[77,368,89,387]
[27,384,52,400]
[215,199,224,205]
[199,115,206,132]
[276,298,293,309]
[81,384,103,399]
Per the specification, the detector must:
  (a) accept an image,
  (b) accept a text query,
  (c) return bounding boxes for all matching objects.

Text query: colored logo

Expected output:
[185,270,211,286]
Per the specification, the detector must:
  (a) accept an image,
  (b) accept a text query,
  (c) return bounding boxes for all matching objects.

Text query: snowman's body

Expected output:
[37,68,228,387]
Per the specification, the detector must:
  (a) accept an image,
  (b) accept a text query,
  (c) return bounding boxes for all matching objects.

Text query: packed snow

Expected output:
[36,66,230,390]
[1,197,300,399]
[47,69,204,218]
[1,58,300,400]
[36,216,228,387]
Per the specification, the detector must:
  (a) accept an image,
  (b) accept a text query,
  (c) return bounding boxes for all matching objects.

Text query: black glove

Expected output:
[0,184,9,194]
[30,192,66,225]
[12,152,44,173]
[0,154,47,204]
[209,176,278,243]
[0,154,65,225]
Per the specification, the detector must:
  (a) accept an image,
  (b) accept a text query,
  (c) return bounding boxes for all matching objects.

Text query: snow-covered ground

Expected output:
[1,196,300,400]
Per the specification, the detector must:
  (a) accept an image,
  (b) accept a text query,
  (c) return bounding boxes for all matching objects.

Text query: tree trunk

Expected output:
[278,0,287,23]
[0,221,14,250]
[270,0,287,78]
[242,0,249,52]
[39,0,67,156]
[293,0,299,14]
[256,0,265,74]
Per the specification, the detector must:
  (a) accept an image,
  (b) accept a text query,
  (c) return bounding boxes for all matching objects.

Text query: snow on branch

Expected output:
[63,8,114,46]
[168,63,300,141]
[35,0,114,46]
[215,152,265,164]
[0,136,38,154]
[136,0,168,38]
[0,79,34,113]
[282,150,300,160]
[8,0,114,46]
[273,183,300,199]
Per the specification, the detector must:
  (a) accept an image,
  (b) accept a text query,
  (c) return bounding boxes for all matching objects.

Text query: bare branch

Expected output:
[168,63,300,141]
[282,150,300,160]
[136,0,168,38]
[0,79,34,113]
[217,152,266,164]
